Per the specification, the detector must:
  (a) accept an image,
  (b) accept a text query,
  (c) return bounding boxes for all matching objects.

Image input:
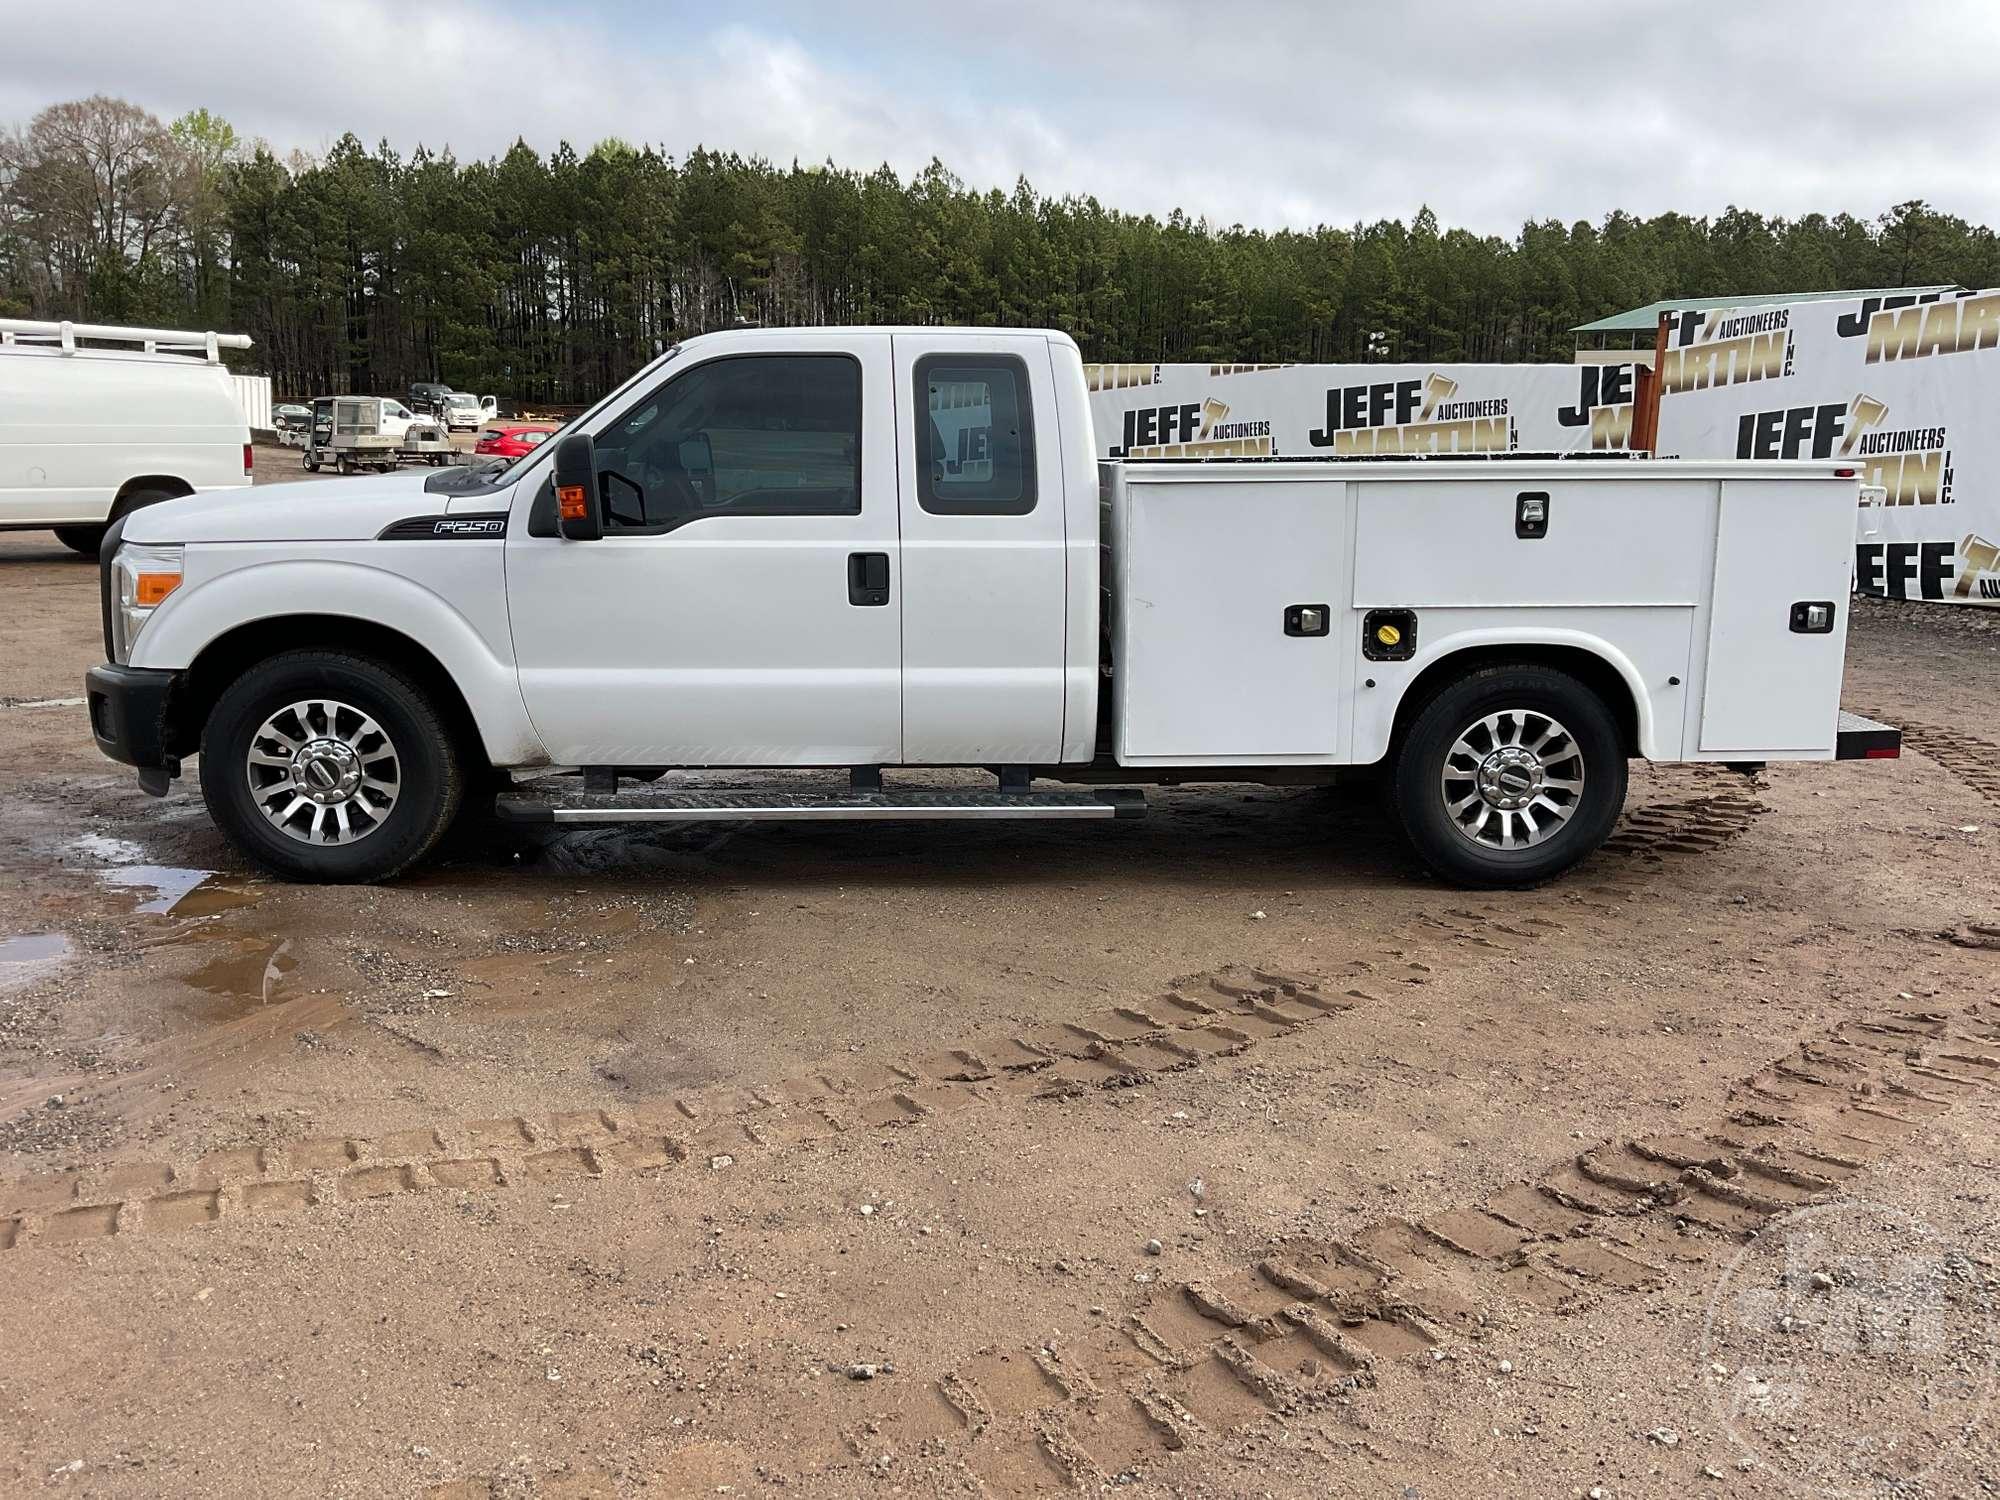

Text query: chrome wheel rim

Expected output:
[246,699,400,845]
[1441,709,1584,850]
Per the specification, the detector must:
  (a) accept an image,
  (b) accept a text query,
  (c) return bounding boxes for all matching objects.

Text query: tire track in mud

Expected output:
[0,964,1368,1243]
[924,993,2000,1494]
[1886,719,2000,809]
[0,827,1799,1253]
[0,898,1581,1249]
[1597,788,1763,860]
[427,987,2000,1498]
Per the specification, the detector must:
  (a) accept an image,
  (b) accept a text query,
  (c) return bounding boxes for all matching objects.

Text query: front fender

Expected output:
[130,552,545,766]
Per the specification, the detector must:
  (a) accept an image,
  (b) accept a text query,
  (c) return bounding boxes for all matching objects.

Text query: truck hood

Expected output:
[122,472,473,545]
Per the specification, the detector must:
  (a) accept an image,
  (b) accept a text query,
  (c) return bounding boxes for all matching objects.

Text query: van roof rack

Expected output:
[0,318,253,364]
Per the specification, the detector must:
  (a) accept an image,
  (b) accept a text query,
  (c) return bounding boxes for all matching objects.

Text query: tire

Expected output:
[1389,664,1626,888]
[303,455,320,473]
[54,525,107,556]
[199,651,464,883]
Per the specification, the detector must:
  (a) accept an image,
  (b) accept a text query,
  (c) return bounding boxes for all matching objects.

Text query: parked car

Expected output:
[442,392,499,431]
[273,403,312,448]
[0,318,253,554]
[473,423,555,461]
[408,381,453,417]
[83,324,1900,886]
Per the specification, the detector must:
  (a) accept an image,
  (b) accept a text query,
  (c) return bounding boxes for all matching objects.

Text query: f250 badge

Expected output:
[377,514,508,540]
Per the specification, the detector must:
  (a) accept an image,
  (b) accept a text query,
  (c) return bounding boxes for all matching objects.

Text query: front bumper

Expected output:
[85,663,181,794]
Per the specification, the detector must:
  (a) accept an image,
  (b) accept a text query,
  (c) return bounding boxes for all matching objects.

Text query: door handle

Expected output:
[848,552,890,606]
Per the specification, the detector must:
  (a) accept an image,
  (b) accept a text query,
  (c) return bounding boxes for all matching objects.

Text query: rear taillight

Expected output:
[243,442,254,476]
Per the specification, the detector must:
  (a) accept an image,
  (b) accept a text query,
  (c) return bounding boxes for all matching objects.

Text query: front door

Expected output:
[892,333,1069,762]
[505,333,902,766]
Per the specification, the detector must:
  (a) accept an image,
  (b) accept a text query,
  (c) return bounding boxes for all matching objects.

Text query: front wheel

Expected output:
[199,651,464,882]
[1389,664,1626,888]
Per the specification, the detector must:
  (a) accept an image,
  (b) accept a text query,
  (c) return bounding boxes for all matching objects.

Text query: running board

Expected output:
[495,786,1148,825]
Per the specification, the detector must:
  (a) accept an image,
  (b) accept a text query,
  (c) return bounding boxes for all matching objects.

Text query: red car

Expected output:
[474,423,556,461]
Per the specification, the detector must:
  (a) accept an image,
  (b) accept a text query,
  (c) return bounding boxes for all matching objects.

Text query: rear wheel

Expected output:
[199,651,463,883]
[1390,664,1626,888]
[54,526,106,556]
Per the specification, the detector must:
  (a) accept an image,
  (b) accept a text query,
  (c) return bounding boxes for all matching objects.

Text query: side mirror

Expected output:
[551,432,602,541]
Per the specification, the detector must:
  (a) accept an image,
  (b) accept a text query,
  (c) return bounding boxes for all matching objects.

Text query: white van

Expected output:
[0,319,254,554]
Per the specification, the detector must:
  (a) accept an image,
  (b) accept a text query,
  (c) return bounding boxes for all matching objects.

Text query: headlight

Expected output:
[110,542,184,664]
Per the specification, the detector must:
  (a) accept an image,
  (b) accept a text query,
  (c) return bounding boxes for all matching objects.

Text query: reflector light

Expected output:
[556,483,588,521]
[135,572,181,607]
[1864,746,1900,759]
[1834,466,1857,478]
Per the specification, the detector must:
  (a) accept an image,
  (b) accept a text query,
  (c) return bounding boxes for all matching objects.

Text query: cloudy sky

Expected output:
[5,0,1993,234]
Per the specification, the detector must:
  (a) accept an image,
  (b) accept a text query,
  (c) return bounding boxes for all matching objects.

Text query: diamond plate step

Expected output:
[495,785,1147,824]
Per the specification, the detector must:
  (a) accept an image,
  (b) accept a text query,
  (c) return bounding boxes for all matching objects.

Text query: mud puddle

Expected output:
[184,939,299,1020]
[97,867,258,917]
[0,933,72,991]
[62,834,260,918]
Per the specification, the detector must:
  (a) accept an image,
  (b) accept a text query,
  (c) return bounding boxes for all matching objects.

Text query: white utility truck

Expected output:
[0,319,253,554]
[441,392,499,431]
[83,326,1899,887]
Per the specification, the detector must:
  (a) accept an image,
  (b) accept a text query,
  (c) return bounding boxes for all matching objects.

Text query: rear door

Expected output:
[892,334,1069,762]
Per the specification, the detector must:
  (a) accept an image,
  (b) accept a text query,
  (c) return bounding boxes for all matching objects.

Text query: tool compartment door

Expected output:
[1114,476,1347,760]
[1698,476,1852,754]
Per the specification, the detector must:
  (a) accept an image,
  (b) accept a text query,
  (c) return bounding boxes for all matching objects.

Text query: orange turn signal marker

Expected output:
[556,483,588,521]
[135,572,181,607]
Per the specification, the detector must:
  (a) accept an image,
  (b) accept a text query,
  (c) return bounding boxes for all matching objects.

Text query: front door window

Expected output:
[594,355,862,533]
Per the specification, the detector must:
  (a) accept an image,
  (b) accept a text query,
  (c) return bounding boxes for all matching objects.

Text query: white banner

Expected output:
[1651,288,2000,604]
[1085,361,1639,462]
[1090,299,2000,607]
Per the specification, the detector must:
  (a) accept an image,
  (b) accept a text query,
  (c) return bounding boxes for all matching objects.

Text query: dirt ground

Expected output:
[2,455,1997,1498]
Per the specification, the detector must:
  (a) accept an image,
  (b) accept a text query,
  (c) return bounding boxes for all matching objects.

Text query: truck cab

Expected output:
[82,325,1895,888]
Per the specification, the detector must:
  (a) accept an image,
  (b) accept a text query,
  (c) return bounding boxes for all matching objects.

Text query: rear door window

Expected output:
[913,354,1036,515]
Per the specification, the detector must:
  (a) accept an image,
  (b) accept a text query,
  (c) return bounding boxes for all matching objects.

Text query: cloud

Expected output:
[3,0,1996,235]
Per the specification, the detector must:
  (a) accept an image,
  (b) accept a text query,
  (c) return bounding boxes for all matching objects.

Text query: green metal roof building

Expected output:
[1572,286,1964,357]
